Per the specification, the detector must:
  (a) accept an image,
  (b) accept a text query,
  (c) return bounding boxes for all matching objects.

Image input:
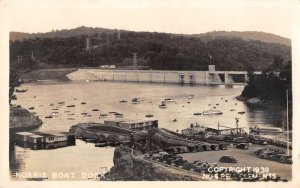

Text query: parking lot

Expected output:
[178,144,292,180]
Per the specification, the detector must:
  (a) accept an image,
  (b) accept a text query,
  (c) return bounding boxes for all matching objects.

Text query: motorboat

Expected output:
[159,102,168,108]
[202,109,223,115]
[145,114,154,118]
[250,126,283,134]
[238,111,246,114]
[119,100,127,103]
[15,89,28,93]
[193,112,202,115]
[164,98,176,102]
[132,98,142,104]
[188,95,194,99]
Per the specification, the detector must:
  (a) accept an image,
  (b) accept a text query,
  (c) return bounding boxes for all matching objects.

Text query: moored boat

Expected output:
[164,98,176,102]
[193,112,202,115]
[132,98,142,104]
[250,126,283,134]
[202,109,223,115]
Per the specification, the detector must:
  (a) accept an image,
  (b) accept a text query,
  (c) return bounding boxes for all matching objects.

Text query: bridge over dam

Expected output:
[67,67,261,86]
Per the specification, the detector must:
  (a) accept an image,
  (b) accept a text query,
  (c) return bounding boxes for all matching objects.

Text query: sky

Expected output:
[3,0,298,38]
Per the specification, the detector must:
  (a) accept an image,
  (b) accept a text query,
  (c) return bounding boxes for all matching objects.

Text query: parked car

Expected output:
[233,137,247,143]
[259,151,274,159]
[219,156,237,163]
[279,155,293,164]
[259,139,268,145]
[254,148,265,156]
[236,143,249,150]
[269,154,285,162]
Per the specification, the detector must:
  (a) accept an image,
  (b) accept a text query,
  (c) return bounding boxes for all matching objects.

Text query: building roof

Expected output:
[105,119,158,124]
[16,132,35,136]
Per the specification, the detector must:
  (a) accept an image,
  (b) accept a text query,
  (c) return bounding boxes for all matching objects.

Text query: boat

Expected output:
[145,114,154,118]
[67,105,75,108]
[58,102,65,105]
[250,126,283,134]
[238,111,246,114]
[95,143,108,147]
[45,115,53,119]
[159,103,168,108]
[202,109,223,115]
[92,109,99,111]
[28,107,34,110]
[15,89,28,93]
[84,138,98,143]
[193,112,202,115]
[115,113,123,118]
[230,109,236,111]
[188,95,194,99]
[119,100,127,103]
[100,114,108,116]
[81,112,88,115]
[81,102,86,105]
[132,98,142,104]
[52,112,59,116]
[164,98,176,102]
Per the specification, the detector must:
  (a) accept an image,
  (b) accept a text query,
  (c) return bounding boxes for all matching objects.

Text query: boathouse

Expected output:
[15,131,75,144]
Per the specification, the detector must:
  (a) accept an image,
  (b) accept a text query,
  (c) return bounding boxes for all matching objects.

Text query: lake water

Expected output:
[10,81,287,180]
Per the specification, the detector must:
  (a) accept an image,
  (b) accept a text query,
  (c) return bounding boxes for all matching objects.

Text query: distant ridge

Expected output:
[10,26,291,46]
[190,31,291,46]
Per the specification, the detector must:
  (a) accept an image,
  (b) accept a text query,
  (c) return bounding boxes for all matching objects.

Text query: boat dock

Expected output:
[15,131,75,144]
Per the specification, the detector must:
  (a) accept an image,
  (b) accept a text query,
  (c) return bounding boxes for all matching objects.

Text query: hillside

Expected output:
[9,28,291,72]
[191,31,291,46]
[10,26,291,46]
[10,26,121,42]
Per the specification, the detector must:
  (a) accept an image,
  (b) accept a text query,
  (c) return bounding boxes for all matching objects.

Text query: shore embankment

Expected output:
[9,106,43,134]
[19,68,77,83]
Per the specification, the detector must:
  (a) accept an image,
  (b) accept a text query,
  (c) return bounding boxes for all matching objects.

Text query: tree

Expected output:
[9,70,21,104]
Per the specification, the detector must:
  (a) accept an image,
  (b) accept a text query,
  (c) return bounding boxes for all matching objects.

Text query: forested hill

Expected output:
[190,31,291,46]
[10,26,291,46]
[10,28,291,72]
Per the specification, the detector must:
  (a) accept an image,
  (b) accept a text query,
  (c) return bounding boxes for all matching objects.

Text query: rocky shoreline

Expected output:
[107,146,202,181]
[9,106,43,135]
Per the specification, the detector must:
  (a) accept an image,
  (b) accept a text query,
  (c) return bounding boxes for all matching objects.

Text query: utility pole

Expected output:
[85,38,91,54]
[133,53,138,70]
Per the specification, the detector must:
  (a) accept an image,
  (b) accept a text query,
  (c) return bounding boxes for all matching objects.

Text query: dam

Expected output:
[67,65,250,85]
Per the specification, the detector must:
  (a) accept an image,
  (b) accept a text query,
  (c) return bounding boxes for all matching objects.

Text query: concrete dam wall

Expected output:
[67,69,211,85]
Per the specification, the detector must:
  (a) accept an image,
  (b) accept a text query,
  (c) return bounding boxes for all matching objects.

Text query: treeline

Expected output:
[10,31,291,71]
[241,58,292,105]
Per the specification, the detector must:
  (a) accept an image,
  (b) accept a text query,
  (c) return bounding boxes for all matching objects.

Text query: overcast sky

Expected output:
[5,0,297,38]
